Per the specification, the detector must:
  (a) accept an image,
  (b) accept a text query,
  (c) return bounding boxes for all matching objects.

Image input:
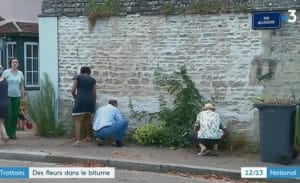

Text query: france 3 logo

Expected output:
[282,10,297,23]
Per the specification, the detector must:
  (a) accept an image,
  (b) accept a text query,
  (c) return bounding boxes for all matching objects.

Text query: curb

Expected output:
[0,150,241,179]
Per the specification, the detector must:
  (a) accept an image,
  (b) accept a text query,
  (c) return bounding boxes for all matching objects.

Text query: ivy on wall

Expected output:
[86,0,249,31]
[185,0,249,14]
[86,0,120,31]
[186,0,231,14]
[163,2,177,15]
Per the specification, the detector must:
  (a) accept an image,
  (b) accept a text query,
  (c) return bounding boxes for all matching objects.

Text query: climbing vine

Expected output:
[86,0,120,31]
[130,66,206,148]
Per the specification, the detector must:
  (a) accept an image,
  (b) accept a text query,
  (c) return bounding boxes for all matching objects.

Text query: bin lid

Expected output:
[253,104,296,109]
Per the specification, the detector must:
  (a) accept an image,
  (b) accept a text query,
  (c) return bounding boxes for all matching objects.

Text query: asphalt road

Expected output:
[0,159,227,183]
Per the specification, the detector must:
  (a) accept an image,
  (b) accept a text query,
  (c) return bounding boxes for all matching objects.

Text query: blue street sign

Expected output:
[252,11,281,29]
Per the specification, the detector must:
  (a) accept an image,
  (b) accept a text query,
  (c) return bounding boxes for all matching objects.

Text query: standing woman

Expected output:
[3,58,25,139]
[0,65,9,143]
[71,66,96,147]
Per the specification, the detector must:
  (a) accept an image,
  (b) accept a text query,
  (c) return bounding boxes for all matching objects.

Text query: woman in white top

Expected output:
[185,103,226,156]
[3,58,25,139]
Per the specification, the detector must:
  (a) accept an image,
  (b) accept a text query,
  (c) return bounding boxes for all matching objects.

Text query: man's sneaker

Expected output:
[83,137,92,143]
[108,137,114,145]
[115,140,123,147]
[95,138,103,146]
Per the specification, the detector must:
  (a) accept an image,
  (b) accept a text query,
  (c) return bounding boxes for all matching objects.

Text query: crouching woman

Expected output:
[186,103,226,156]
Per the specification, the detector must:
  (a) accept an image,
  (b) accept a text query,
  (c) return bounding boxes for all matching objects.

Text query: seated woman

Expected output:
[185,103,226,156]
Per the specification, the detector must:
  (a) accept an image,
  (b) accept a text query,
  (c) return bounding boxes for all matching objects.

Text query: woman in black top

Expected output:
[71,66,97,147]
[0,65,9,143]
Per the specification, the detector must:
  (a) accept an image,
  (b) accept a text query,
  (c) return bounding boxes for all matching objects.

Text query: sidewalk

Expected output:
[0,131,299,181]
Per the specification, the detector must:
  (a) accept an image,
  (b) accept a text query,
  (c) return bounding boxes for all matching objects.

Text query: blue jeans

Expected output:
[93,119,129,143]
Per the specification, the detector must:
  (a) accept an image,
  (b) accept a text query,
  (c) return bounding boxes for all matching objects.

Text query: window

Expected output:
[24,42,39,87]
[6,42,17,67]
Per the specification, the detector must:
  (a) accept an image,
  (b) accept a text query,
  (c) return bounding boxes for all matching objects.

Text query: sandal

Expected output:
[73,140,80,147]
[198,150,210,156]
[1,136,9,143]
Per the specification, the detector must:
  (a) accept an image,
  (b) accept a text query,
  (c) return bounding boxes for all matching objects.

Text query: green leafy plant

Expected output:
[258,72,274,81]
[162,126,190,148]
[28,73,64,137]
[131,66,205,148]
[132,123,190,148]
[154,66,204,129]
[186,0,230,14]
[186,0,249,14]
[132,123,166,146]
[163,2,176,15]
[86,0,120,31]
[233,3,249,13]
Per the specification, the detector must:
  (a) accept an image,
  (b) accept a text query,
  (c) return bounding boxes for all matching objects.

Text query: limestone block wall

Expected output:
[57,13,265,136]
[40,0,300,139]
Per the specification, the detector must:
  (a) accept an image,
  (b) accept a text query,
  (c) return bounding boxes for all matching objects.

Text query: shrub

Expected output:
[132,123,166,146]
[130,66,205,148]
[132,123,191,148]
[28,73,64,137]
[163,127,190,148]
[154,66,204,131]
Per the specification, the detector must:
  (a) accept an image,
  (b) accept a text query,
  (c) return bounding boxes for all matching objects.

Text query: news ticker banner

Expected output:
[241,167,300,179]
[2,166,299,179]
[0,167,115,179]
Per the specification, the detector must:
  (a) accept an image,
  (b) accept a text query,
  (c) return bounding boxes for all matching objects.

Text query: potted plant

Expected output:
[253,96,298,164]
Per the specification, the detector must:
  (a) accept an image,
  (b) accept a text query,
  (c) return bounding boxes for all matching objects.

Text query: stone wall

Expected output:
[41,0,300,17]
[40,0,300,139]
[57,13,261,133]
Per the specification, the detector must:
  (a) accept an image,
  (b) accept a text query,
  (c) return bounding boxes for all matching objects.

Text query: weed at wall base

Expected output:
[28,73,64,137]
[219,132,259,154]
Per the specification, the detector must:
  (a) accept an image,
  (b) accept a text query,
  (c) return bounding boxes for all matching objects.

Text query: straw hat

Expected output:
[203,103,216,110]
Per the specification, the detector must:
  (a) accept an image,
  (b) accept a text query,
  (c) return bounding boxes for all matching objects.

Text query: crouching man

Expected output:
[93,99,129,147]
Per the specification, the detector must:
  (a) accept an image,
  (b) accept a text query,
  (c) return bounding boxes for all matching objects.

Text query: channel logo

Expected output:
[282,10,297,23]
